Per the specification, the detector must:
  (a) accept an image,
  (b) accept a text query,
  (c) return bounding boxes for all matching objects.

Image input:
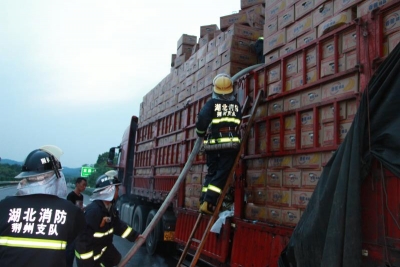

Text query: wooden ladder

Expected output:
[177,89,264,267]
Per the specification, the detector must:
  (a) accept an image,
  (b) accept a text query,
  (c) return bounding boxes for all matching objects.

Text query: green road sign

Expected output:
[81,166,96,177]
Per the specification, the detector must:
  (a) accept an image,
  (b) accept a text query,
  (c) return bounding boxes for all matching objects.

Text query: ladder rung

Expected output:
[242,114,251,119]
[191,238,201,243]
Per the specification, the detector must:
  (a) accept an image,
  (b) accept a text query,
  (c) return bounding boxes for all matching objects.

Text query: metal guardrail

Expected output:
[0,181,19,186]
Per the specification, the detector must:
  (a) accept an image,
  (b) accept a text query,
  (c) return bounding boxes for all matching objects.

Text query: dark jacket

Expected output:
[75,200,138,266]
[0,194,85,267]
[196,96,242,142]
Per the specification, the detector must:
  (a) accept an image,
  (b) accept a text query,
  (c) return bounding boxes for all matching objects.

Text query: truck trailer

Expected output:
[107,0,400,266]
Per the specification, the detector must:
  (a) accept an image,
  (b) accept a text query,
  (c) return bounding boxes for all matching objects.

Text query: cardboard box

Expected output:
[339,119,353,142]
[287,14,313,42]
[286,55,298,77]
[177,44,194,56]
[218,35,254,56]
[225,23,262,41]
[283,168,302,187]
[292,68,318,89]
[174,53,191,68]
[199,33,214,48]
[220,12,251,30]
[282,207,301,226]
[295,0,315,20]
[321,151,335,166]
[301,128,317,148]
[388,30,400,54]
[268,156,293,169]
[270,118,281,133]
[279,6,295,29]
[284,94,301,111]
[321,122,334,146]
[279,40,297,56]
[318,9,355,38]
[268,80,282,96]
[266,187,291,206]
[268,64,281,83]
[321,38,336,59]
[252,188,267,205]
[284,131,296,150]
[177,34,197,48]
[319,101,346,123]
[313,1,334,27]
[267,169,283,187]
[285,115,296,131]
[265,0,287,21]
[268,99,284,115]
[357,0,393,18]
[264,17,279,38]
[241,0,266,9]
[320,55,345,77]
[345,50,357,70]
[306,47,317,68]
[292,189,314,208]
[293,153,321,168]
[246,158,268,169]
[334,0,362,14]
[211,55,222,71]
[246,169,268,187]
[347,99,357,119]
[341,29,357,53]
[270,134,280,151]
[300,110,314,129]
[206,48,218,63]
[200,24,219,38]
[215,32,225,47]
[301,168,322,188]
[264,28,287,54]
[266,205,283,224]
[221,48,257,65]
[321,74,359,100]
[265,50,280,64]
[297,30,317,48]
[245,203,267,221]
[301,87,321,106]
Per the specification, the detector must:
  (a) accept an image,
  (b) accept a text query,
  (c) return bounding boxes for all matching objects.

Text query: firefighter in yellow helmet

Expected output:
[195,73,242,214]
[0,145,86,267]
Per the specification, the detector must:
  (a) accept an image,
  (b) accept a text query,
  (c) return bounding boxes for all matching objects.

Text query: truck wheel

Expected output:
[132,205,149,234]
[145,209,162,255]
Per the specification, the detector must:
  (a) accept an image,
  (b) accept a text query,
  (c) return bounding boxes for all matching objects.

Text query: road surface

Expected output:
[0,185,178,267]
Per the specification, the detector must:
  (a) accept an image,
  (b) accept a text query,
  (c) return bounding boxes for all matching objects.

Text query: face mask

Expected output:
[16,171,67,198]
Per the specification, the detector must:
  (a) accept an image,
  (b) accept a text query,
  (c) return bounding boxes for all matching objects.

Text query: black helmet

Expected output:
[15,149,62,179]
[91,170,121,201]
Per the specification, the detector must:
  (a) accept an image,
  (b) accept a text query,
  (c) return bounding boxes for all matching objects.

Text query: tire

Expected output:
[145,209,162,255]
[132,205,149,234]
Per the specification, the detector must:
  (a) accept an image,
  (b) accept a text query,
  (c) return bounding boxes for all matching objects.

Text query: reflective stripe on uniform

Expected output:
[121,227,132,238]
[196,129,206,135]
[207,184,222,194]
[204,137,241,145]
[93,228,114,238]
[75,250,94,260]
[0,236,67,250]
[94,246,108,261]
[211,117,241,124]
[202,187,208,193]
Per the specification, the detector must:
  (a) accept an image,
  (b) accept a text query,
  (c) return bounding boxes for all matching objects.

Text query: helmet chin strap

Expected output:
[49,155,61,178]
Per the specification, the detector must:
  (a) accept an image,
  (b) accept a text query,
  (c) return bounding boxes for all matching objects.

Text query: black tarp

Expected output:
[278,42,400,267]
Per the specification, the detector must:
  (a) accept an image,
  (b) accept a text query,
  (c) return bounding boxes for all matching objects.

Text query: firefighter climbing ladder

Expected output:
[177,89,264,267]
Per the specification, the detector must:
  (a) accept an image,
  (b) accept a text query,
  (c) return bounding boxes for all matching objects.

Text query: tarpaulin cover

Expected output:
[278,42,400,267]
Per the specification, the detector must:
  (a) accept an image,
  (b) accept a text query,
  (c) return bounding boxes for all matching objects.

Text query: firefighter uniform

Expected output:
[196,73,242,214]
[0,194,86,267]
[75,200,138,267]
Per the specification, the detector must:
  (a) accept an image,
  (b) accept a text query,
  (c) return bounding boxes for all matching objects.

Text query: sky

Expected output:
[0,0,241,168]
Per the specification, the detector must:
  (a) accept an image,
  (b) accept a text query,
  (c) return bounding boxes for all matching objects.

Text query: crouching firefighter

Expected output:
[196,73,242,215]
[75,170,139,267]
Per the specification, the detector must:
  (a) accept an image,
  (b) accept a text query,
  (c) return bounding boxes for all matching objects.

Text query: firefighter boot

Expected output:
[199,201,215,215]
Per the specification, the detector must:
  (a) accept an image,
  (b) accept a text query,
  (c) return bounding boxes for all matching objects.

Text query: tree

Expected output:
[0,164,20,181]
[86,152,114,188]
